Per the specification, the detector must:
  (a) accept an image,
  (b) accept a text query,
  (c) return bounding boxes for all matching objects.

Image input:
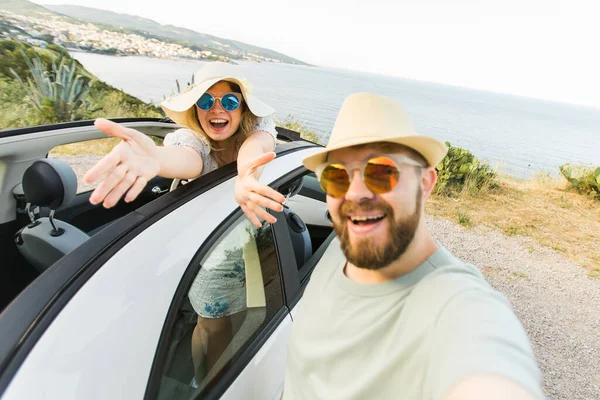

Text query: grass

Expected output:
[50,136,163,156]
[49,137,123,156]
[426,174,600,275]
[457,208,472,227]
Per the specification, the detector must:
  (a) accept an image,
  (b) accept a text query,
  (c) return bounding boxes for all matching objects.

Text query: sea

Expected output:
[71,52,600,179]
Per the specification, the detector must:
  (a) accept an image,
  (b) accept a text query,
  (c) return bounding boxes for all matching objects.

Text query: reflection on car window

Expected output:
[156,217,283,399]
[48,136,163,193]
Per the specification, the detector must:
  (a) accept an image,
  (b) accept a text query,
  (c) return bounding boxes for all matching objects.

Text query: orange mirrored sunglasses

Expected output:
[315,154,424,198]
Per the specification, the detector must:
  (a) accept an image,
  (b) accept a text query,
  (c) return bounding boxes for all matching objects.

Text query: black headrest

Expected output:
[22,159,77,210]
[283,207,312,267]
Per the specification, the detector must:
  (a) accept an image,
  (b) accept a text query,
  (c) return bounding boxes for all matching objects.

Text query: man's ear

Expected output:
[421,167,437,199]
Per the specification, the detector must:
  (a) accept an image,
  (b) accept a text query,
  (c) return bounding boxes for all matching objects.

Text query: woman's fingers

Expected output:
[94,118,137,141]
[84,147,122,184]
[242,152,276,177]
[249,180,286,204]
[125,176,148,203]
[248,192,284,212]
[102,171,138,208]
[241,204,262,228]
[89,164,129,205]
[252,204,277,224]
[251,152,276,169]
[245,202,277,226]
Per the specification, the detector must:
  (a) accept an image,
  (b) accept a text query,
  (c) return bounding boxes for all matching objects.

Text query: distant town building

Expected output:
[26,38,48,48]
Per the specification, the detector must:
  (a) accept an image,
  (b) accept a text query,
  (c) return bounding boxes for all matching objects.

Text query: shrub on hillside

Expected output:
[559,164,600,200]
[277,115,323,145]
[10,48,91,122]
[435,141,498,195]
[0,41,55,79]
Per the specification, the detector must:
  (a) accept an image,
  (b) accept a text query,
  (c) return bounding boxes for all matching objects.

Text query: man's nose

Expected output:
[344,170,375,202]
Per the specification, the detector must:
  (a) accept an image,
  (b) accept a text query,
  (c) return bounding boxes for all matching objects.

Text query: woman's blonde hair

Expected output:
[181,82,259,167]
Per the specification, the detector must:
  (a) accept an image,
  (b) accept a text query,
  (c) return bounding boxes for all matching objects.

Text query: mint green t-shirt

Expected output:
[283,238,543,400]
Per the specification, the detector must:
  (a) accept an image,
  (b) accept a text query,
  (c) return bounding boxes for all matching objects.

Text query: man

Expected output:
[283,93,543,400]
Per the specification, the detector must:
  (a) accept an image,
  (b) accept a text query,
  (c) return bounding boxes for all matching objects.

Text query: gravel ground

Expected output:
[428,215,600,400]
[54,154,103,193]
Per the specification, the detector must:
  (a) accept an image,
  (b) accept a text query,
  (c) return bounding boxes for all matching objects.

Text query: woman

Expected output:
[84,61,286,227]
[83,61,286,385]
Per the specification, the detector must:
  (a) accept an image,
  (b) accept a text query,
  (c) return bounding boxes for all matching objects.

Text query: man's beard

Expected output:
[333,188,422,270]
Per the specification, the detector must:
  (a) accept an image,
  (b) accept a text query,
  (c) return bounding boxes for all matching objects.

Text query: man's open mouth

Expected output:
[348,214,385,226]
[209,119,229,129]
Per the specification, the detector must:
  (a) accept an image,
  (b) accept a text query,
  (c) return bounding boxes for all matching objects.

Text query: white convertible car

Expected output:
[0,119,334,400]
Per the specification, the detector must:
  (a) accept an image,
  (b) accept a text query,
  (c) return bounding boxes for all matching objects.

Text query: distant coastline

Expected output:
[0,1,308,66]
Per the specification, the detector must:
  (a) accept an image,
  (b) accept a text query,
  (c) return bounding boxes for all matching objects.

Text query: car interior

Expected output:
[0,122,332,315]
[0,121,181,312]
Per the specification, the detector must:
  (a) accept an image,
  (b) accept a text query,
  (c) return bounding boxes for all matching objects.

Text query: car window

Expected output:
[48,136,163,194]
[155,215,284,400]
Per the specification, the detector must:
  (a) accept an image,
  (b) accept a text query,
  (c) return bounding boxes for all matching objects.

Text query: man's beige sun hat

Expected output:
[161,62,275,129]
[302,92,448,171]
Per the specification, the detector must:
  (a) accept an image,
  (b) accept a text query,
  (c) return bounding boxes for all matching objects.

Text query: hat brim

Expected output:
[302,135,448,171]
[161,76,275,128]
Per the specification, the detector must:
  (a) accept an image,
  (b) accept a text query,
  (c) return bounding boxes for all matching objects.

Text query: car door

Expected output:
[0,145,320,400]
[144,150,323,400]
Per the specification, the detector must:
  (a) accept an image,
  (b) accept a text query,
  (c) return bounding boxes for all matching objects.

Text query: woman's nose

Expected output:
[210,99,225,113]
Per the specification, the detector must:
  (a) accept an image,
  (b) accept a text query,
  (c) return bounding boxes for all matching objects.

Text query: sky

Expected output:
[34,0,600,109]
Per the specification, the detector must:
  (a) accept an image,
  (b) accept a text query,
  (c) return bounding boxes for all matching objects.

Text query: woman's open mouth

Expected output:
[209,118,229,131]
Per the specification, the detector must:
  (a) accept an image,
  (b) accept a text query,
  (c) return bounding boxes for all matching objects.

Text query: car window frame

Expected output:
[269,167,337,302]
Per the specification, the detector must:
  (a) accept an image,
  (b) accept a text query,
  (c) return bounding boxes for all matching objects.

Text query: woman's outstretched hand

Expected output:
[234,152,286,228]
[84,118,161,208]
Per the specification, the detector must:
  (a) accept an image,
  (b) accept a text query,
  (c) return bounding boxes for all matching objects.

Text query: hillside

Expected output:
[0,0,307,64]
[43,4,307,65]
[0,0,55,16]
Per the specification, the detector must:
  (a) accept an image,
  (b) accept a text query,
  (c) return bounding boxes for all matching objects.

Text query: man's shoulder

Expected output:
[410,257,504,309]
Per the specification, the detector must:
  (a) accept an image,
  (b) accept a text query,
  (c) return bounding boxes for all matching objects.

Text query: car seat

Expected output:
[15,159,89,272]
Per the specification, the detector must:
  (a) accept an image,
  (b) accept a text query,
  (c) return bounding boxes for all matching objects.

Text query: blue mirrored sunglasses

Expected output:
[196,92,242,111]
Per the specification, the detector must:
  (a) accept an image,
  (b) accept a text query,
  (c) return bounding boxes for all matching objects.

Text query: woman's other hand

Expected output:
[234,152,286,228]
[84,118,161,208]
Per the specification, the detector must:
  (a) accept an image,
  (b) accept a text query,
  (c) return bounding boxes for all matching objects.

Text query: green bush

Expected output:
[435,141,498,195]
[559,164,600,200]
[276,115,323,145]
[0,40,55,79]
[0,77,46,128]
[10,48,91,122]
